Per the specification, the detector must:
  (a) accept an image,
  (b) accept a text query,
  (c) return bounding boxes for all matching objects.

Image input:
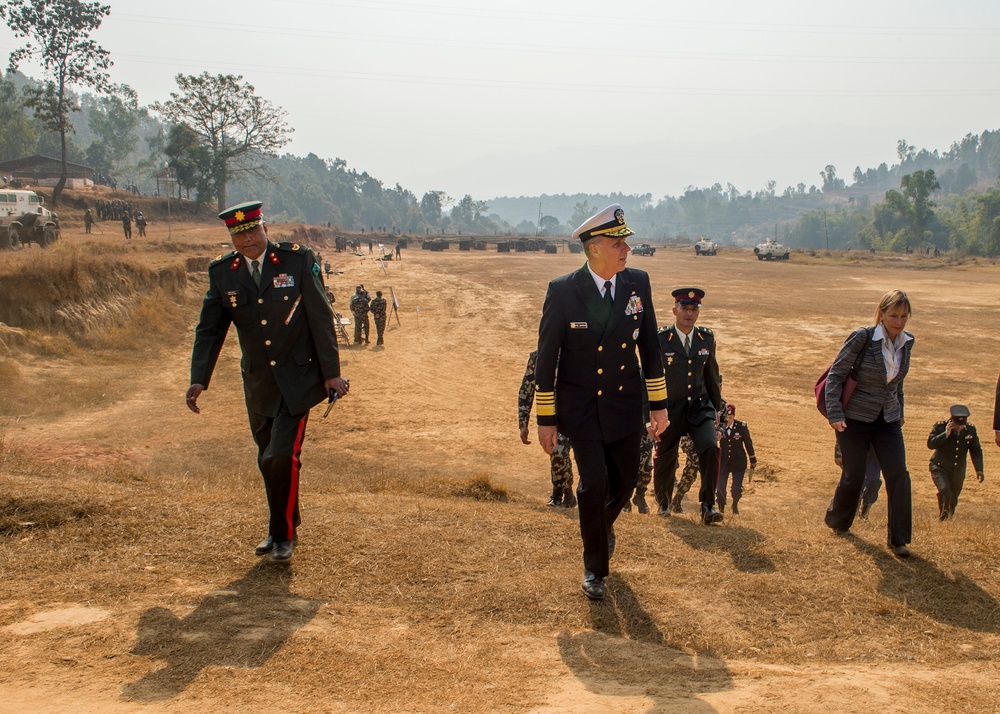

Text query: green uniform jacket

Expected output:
[190,242,341,417]
[657,324,722,427]
[927,421,984,477]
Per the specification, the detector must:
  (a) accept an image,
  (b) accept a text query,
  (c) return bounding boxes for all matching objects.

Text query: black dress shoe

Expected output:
[701,506,723,525]
[657,505,671,517]
[833,528,854,537]
[271,540,294,562]
[254,536,275,556]
[581,571,605,601]
[891,543,911,558]
[608,524,616,559]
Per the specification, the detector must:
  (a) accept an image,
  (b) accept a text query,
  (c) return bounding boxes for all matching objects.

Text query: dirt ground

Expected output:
[2,220,1000,713]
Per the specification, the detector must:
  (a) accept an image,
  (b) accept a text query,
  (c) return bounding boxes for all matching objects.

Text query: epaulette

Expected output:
[657,326,673,336]
[697,326,714,335]
[210,250,238,265]
[934,420,947,426]
[275,241,309,254]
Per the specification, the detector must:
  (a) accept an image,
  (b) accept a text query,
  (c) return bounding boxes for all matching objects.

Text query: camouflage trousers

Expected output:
[635,433,655,492]
[672,436,701,502]
[550,432,574,490]
[638,435,698,498]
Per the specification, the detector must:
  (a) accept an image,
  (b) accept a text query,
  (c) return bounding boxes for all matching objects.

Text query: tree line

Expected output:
[2,0,999,252]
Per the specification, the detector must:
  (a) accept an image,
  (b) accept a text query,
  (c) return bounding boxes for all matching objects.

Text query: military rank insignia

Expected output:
[312,263,321,277]
[269,252,281,264]
[273,273,295,289]
[625,295,644,315]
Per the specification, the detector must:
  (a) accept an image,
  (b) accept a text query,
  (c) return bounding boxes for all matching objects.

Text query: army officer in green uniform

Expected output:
[186,201,349,563]
[927,404,984,520]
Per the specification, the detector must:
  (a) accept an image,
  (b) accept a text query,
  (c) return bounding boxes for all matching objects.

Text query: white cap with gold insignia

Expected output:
[572,204,635,242]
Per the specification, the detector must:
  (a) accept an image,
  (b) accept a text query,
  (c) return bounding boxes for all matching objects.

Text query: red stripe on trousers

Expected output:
[286,414,307,539]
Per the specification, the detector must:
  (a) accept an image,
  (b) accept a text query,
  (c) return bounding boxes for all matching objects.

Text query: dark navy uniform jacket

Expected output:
[720,419,756,472]
[535,265,667,443]
[191,242,341,417]
[657,324,722,427]
[928,421,984,477]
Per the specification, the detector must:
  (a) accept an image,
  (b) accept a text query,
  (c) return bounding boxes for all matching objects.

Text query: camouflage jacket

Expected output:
[370,296,387,320]
[350,292,370,316]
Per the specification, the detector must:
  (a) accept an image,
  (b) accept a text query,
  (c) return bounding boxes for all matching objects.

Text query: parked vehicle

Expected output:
[694,236,717,256]
[631,243,656,256]
[0,188,60,250]
[753,239,789,260]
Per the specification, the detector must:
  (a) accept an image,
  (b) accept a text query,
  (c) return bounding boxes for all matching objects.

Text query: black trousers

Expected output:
[930,467,965,518]
[827,413,912,545]
[248,403,309,543]
[570,431,642,580]
[652,417,720,510]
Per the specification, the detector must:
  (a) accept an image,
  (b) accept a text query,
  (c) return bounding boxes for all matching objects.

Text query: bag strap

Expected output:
[850,326,873,375]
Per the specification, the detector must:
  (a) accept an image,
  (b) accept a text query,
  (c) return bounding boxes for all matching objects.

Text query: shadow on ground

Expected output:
[851,538,1000,633]
[122,562,321,701]
[558,574,732,712]
[666,515,776,573]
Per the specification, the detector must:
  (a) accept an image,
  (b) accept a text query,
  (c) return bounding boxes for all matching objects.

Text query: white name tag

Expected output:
[570,322,588,329]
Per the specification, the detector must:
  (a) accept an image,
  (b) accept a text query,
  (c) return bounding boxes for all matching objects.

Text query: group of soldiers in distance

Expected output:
[83,204,146,239]
[348,284,388,346]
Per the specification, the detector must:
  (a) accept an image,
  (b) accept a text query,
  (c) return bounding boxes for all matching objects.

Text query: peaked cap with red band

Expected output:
[219,200,264,234]
[671,287,705,305]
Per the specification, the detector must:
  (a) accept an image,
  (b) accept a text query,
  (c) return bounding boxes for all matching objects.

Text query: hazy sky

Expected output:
[2,0,999,204]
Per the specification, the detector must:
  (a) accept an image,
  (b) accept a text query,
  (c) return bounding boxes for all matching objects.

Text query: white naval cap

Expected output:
[572,204,635,242]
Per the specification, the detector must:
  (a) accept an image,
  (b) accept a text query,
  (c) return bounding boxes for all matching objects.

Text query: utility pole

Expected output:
[535,202,542,237]
[824,211,830,251]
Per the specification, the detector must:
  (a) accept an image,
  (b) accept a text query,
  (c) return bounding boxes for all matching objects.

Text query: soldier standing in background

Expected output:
[927,405,985,520]
[518,350,576,508]
[121,213,132,240]
[350,284,370,345]
[135,212,147,238]
[83,208,93,234]
[370,290,388,345]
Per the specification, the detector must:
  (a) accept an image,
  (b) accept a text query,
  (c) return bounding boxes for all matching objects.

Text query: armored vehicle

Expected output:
[753,239,789,260]
[631,243,656,256]
[0,188,60,250]
[694,236,717,256]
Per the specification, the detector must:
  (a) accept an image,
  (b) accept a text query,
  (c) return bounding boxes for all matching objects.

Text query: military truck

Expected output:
[631,243,656,256]
[753,238,789,260]
[694,236,717,256]
[0,188,61,250]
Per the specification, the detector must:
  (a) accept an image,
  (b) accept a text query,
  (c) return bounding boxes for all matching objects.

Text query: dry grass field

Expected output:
[2,212,1000,713]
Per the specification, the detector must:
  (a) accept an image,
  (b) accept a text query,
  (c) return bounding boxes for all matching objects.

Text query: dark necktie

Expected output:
[684,333,691,355]
[603,281,613,310]
[251,259,261,287]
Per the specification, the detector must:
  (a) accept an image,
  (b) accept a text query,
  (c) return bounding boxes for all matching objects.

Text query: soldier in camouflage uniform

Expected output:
[518,350,576,508]
[669,436,702,513]
[349,284,370,345]
[370,290,388,345]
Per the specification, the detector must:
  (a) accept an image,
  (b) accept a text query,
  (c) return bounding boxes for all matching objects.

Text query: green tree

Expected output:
[154,72,292,211]
[0,72,39,161]
[420,191,445,225]
[1,0,132,204]
[569,200,592,228]
[163,123,214,202]
[85,94,138,172]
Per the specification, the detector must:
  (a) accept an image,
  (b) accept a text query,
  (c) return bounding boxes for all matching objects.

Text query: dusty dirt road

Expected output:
[2,226,1000,712]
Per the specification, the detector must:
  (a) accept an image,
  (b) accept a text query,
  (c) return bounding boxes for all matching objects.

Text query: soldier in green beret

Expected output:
[186,201,349,563]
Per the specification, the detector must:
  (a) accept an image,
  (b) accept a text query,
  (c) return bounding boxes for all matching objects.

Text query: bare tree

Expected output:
[0,0,133,205]
[154,73,292,211]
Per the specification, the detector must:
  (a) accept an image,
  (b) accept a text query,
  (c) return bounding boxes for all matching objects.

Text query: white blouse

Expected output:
[872,323,913,383]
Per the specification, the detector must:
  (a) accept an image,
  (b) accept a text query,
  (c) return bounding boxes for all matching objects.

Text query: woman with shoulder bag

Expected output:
[824,289,914,557]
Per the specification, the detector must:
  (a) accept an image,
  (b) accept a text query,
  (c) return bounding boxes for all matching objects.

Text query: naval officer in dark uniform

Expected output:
[535,204,669,601]
[186,201,349,563]
[927,404,984,520]
[652,288,724,524]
